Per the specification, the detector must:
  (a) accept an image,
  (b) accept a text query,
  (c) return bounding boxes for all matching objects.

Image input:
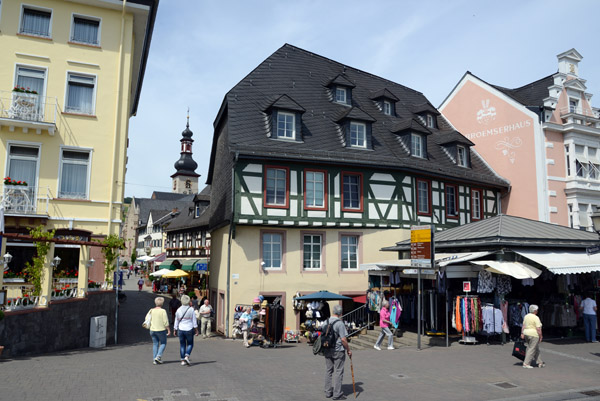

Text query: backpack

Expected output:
[312,318,340,355]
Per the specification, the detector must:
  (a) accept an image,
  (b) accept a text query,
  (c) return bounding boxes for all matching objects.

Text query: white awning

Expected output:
[137,255,153,262]
[471,260,541,279]
[515,249,600,275]
[360,251,494,272]
[359,259,412,271]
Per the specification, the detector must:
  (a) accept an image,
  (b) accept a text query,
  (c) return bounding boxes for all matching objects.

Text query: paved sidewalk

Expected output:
[1,276,599,401]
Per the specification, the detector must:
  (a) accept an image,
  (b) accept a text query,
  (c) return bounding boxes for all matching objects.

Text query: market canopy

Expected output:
[514,249,600,275]
[149,268,172,277]
[295,291,352,301]
[471,260,541,279]
[359,251,495,272]
[162,269,189,278]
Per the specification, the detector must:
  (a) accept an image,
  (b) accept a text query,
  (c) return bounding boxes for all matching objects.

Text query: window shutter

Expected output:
[295,112,302,142]
[346,88,352,105]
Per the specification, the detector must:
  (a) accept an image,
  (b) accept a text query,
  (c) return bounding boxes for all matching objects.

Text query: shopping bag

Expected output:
[512,340,526,361]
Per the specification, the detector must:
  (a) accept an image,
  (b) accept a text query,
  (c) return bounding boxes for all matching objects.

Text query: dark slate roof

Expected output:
[137,197,194,226]
[327,74,355,88]
[470,72,555,108]
[437,130,475,146]
[391,118,431,134]
[370,88,399,102]
[209,44,509,189]
[264,94,306,113]
[384,215,599,251]
[194,185,211,202]
[164,202,210,232]
[151,191,192,201]
[335,107,376,123]
[411,102,440,115]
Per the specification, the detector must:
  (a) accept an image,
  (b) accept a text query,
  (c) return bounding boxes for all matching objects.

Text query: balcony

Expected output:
[559,106,600,129]
[1,185,50,215]
[0,91,57,135]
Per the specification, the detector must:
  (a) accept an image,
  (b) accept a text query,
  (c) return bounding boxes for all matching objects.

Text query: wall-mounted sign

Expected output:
[463,281,471,293]
[196,262,208,271]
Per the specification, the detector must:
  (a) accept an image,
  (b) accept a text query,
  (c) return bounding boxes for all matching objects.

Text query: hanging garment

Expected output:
[455,297,463,333]
[500,300,509,334]
[390,298,399,329]
[477,270,496,293]
[496,276,512,296]
[521,278,534,286]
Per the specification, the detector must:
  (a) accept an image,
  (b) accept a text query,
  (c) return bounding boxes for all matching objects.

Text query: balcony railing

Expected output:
[560,106,599,119]
[1,185,50,215]
[0,90,58,128]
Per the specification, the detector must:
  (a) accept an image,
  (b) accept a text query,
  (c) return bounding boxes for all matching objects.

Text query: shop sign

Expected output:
[403,269,435,275]
[463,281,471,293]
[410,225,432,267]
[196,262,208,271]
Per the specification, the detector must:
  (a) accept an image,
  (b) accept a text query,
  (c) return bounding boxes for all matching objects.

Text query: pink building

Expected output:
[440,49,600,230]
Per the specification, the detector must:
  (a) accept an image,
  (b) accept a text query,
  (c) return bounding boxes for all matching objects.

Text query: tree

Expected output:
[100,234,125,284]
[24,226,55,296]
[131,250,137,266]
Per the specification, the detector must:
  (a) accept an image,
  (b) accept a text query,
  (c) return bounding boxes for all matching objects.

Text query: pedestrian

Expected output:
[127,267,132,279]
[174,295,199,366]
[374,300,394,350]
[137,277,144,291]
[240,307,253,347]
[148,296,170,364]
[191,295,199,310]
[580,292,598,343]
[169,293,182,325]
[521,304,545,368]
[134,266,139,276]
[323,305,352,400]
[198,299,213,338]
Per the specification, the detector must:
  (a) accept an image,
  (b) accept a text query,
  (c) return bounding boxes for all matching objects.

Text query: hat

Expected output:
[253,297,261,304]
[258,295,264,302]
[261,300,268,308]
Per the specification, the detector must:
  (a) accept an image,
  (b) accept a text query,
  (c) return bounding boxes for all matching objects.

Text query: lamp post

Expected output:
[587,208,600,256]
[1,252,12,272]
[51,255,61,268]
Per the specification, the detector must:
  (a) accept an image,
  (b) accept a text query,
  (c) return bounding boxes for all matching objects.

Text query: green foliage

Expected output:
[24,226,55,296]
[99,234,125,283]
[131,250,137,265]
[121,260,128,267]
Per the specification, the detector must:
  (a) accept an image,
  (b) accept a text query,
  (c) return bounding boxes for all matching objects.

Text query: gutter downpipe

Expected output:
[226,151,238,338]
[113,0,127,346]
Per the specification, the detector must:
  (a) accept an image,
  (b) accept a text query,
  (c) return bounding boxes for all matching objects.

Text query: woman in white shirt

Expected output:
[580,293,598,343]
[174,295,199,366]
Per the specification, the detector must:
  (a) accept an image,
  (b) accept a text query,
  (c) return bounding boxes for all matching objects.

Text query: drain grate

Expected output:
[491,382,518,389]
[581,390,600,396]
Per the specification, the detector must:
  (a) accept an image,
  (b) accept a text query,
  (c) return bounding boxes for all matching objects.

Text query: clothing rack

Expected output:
[458,295,479,345]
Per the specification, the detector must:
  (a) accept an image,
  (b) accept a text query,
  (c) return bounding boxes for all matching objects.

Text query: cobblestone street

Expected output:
[2,277,599,401]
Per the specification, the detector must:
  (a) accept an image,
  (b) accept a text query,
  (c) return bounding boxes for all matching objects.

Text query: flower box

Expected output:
[58,278,78,284]
[3,278,25,283]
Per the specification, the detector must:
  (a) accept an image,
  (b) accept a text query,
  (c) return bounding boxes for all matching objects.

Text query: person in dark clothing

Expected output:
[169,294,181,325]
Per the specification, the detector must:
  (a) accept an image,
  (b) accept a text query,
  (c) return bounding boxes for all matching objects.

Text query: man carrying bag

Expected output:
[321,305,352,400]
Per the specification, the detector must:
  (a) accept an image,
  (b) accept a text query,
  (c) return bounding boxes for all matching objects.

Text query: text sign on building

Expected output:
[410,225,432,267]
[463,281,471,293]
[196,262,208,271]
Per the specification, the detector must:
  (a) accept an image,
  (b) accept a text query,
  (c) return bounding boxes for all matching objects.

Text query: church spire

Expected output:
[171,111,200,194]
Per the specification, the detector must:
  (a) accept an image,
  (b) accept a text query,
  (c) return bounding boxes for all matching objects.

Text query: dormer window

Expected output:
[426,114,435,128]
[350,122,366,148]
[457,145,468,167]
[383,101,392,116]
[569,98,579,113]
[336,87,347,103]
[411,133,425,158]
[195,203,200,218]
[276,111,295,139]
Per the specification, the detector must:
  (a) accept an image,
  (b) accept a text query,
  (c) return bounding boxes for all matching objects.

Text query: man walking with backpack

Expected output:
[323,305,352,400]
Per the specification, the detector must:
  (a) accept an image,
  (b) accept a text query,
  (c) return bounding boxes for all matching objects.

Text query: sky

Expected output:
[125,0,600,198]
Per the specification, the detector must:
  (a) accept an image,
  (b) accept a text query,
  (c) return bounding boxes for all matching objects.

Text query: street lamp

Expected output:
[86,258,95,268]
[1,252,12,272]
[51,255,61,268]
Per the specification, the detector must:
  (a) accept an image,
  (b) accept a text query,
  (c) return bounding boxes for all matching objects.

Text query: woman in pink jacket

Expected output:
[374,300,394,350]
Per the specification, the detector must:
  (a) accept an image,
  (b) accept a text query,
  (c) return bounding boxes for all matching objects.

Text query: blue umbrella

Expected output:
[295,290,352,301]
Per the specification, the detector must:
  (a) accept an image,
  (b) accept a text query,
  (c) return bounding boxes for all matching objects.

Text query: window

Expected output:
[153,224,160,233]
[342,172,362,211]
[411,133,424,158]
[304,170,326,210]
[457,146,468,167]
[195,203,200,217]
[71,15,100,45]
[7,145,39,199]
[471,189,482,220]
[426,115,435,128]
[576,160,586,178]
[341,235,359,270]
[579,204,589,228]
[15,66,45,118]
[20,6,51,37]
[276,111,295,139]
[569,99,578,113]
[350,122,366,148]
[445,185,458,218]
[335,87,347,103]
[59,149,90,199]
[303,234,322,270]
[66,73,96,115]
[416,179,430,215]
[262,232,282,270]
[383,101,392,116]
[264,166,288,207]
[565,145,571,176]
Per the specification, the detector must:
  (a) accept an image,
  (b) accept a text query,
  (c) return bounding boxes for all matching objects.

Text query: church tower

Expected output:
[171,114,199,194]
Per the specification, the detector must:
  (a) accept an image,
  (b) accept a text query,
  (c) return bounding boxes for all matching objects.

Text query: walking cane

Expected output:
[350,354,356,399]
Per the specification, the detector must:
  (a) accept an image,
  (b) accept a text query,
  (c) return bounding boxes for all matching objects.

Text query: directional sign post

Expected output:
[411,225,433,350]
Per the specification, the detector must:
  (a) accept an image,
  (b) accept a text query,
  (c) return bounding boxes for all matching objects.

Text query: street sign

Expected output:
[410,225,432,262]
[404,269,435,275]
[196,262,208,271]
[586,245,600,255]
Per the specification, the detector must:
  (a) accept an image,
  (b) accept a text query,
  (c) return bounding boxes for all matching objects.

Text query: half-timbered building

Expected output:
[206,44,509,334]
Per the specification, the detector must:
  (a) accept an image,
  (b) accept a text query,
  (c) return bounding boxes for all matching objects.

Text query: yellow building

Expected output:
[0,0,158,300]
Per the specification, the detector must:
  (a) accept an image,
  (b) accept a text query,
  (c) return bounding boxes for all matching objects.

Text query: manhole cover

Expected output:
[491,382,518,389]
[196,392,216,398]
[581,390,600,396]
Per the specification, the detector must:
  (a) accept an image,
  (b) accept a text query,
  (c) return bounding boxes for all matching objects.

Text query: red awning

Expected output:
[352,295,366,304]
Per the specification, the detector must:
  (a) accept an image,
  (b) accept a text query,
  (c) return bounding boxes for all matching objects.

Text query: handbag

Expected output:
[512,340,527,361]
[142,309,152,329]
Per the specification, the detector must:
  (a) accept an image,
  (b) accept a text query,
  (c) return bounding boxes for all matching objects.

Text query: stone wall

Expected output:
[0,291,116,357]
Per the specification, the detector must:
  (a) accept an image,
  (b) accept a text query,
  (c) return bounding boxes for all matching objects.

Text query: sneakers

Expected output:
[538,362,546,368]
[374,345,381,350]
[153,360,157,365]
[184,355,191,366]
[153,357,163,365]
[522,364,533,369]
[181,361,186,366]
[387,346,395,350]
[332,396,347,400]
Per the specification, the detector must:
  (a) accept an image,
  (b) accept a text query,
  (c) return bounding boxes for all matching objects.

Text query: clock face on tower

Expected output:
[185,179,191,189]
